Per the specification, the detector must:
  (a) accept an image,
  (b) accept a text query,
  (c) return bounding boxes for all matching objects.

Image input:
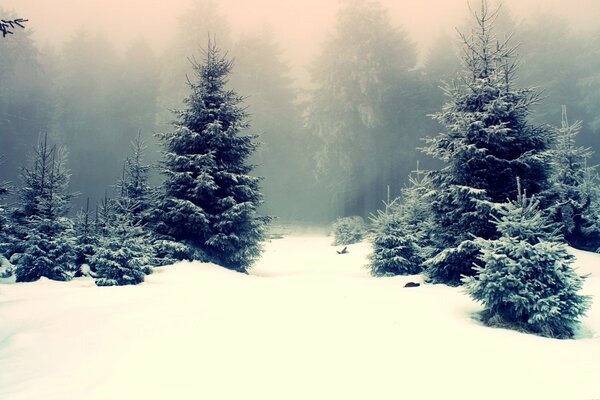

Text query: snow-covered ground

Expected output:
[0,235,599,400]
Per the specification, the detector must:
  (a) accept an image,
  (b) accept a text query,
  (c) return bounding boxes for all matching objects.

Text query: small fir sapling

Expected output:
[369,169,434,276]
[332,216,366,246]
[90,198,153,286]
[464,179,592,338]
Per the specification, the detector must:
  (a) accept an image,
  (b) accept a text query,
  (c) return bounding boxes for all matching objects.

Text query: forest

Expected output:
[1,1,600,221]
[0,0,599,333]
[2,1,600,398]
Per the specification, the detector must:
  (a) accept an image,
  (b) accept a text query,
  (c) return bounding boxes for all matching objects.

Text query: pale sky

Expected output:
[3,0,600,83]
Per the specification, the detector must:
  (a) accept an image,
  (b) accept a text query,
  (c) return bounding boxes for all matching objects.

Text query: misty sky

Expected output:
[3,0,600,84]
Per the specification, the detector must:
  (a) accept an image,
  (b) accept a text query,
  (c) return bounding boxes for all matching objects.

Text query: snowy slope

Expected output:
[0,236,599,400]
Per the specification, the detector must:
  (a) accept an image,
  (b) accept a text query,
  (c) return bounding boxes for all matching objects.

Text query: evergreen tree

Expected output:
[369,167,434,276]
[546,106,599,249]
[156,39,269,273]
[306,0,420,217]
[73,197,97,268]
[14,134,77,282]
[464,180,591,338]
[117,131,153,225]
[422,2,552,285]
[90,198,153,286]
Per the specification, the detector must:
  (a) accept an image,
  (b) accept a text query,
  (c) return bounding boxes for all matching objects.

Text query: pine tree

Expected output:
[369,167,434,276]
[156,39,269,273]
[464,180,591,338]
[546,106,599,249]
[14,134,77,282]
[422,2,552,286]
[90,198,152,286]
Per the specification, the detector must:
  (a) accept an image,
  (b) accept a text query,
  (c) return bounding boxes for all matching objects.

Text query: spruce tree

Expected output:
[118,131,153,225]
[156,38,268,273]
[464,180,591,338]
[90,197,153,286]
[422,2,552,285]
[73,197,97,268]
[546,106,599,249]
[369,167,434,276]
[14,134,77,282]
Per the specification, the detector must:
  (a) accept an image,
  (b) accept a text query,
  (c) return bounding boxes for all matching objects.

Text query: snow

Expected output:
[0,235,599,400]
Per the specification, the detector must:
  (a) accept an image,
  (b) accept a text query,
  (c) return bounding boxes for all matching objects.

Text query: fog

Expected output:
[2,0,600,222]
[5,0,600,84]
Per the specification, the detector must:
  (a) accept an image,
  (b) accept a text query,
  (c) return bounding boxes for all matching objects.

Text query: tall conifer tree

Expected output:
[156,39,268,273]
[423,2,552,285]
[14,134,77,281]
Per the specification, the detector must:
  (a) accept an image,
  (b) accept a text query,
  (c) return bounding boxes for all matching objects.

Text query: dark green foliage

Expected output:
[369,167,434,276]
[90,199,152,286]
[14,135,77,282]
[16,217,77,282]
[332,216,366,246]
[424,240,481,287]
[370,201,421,276]
[423,3,552,285]
[464,183,591,338]
[116,131,153,225]
[157,39,268,273]
[73,198,97,268]
[150,237,193,267]
[545,107,600,250]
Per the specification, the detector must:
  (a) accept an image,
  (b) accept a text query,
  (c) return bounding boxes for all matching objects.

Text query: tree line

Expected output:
[4,1,600,221]
[0,38,268,286]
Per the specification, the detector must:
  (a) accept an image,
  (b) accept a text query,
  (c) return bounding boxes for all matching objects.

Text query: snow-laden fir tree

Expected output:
[14,134,77,282]
[90,197,153,286]
[422,2,552,286]
[117,131,153,225]
[115,135,182,268]
[546,106,599,250]
[369,167,434,276]
[73,197,97,268]
[464,179,591,338]
[332,216,366,246]
[155,38,269,273]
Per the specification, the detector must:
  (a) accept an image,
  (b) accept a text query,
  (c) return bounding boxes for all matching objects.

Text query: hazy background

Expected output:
[2,0,600,223]
[4,0,600,84]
